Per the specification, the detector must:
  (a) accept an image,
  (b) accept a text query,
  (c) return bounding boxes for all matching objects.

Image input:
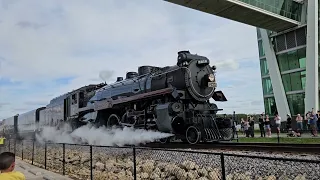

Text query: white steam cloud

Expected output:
[99,70,114,82]
[35,123,173,147]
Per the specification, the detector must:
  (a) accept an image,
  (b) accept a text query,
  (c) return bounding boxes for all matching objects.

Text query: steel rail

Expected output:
[140,142,320,154]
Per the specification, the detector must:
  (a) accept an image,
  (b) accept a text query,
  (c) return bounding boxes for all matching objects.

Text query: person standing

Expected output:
[286,114,292,132]
[264,115,271,137]
[317,110,320,132]
[305,111,311,131]
[249,116,255,138]
[240,118,245,135]
[258,114,265,137]
[244,118,249,137]
[309,111,318,137]
[274,113,281,134]
[295,114,303,131]
[0,136,5,153]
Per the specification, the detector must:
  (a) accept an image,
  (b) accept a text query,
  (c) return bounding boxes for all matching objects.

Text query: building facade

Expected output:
[257,0,319,120]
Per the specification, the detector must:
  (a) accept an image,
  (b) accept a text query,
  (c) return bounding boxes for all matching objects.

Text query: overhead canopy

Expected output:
[164,0,301,32]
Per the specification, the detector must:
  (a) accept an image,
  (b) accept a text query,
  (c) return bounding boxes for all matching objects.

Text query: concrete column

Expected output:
[305,0,319,113]
[260,29,291,119]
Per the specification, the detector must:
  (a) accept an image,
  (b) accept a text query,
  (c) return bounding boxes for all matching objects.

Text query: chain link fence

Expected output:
[2,138,320,180]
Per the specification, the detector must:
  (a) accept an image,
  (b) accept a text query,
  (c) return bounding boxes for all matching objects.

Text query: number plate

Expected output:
[208,82,216,88]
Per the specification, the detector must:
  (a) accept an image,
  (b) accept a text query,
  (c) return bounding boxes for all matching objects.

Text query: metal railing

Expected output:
[1,138,320,180]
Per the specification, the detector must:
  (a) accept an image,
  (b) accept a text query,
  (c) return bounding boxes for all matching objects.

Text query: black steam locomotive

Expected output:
[1,51,234,144]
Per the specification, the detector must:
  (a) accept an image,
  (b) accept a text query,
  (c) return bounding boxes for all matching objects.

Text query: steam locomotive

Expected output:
[1,51,234,144]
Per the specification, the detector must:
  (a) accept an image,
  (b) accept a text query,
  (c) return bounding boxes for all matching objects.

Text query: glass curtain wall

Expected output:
[239,0,302,21]
[264,97,277,116]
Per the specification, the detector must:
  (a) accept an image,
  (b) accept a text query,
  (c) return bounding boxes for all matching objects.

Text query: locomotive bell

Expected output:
[116,77,123,82]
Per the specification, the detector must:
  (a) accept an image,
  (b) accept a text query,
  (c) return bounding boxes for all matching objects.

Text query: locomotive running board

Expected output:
[94,87,174,111]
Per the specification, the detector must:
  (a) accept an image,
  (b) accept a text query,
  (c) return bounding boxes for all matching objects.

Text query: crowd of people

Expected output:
[240,109,320,138]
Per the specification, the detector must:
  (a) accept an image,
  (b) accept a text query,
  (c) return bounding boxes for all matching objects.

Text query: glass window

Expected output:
[297,48,306,68]
[287,50,299,69]
[260,58,269,76]
[282,74,291,92]
[258,40,265,57]
[277,53,289,72]
[281,71,306,92]
[262,77,273,95]
[301,71,306,90]
[290,71,306,91]
[277,49,306,72]
[264,97,277,116]
[286,93,305,116]
[239,0,302,21]
[257,28,261,39]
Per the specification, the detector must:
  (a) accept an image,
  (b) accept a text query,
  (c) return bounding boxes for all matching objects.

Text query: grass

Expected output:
[233,137,320,144]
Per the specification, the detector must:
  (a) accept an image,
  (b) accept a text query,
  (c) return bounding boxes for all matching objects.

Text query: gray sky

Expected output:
[0,0,264,120]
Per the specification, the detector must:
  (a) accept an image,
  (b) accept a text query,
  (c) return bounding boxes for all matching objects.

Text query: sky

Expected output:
[0,0,264,120]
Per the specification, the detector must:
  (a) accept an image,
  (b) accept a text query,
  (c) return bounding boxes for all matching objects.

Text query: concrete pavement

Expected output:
[13,158,72,180]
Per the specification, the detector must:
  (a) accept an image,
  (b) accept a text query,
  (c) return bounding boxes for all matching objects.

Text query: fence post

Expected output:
[21,141,24,160]
[44,143,47,170]
[133,146,136,180]
[220,153,226,180]
[63,143,65,175]
[14,139,16,154]
[90,146,93,180]
[233,111,238,142]
[32,140,35,165]
[236,131,239,143]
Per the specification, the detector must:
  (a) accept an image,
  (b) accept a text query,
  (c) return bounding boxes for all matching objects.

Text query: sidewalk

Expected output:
[14,158,72,180]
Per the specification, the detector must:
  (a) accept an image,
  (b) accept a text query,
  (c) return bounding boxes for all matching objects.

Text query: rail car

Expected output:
[1,51,235,144]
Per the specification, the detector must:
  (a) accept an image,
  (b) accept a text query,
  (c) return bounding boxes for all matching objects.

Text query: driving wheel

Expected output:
[159,137,171,144]
[186,126,201,144]
[107,114,120,128]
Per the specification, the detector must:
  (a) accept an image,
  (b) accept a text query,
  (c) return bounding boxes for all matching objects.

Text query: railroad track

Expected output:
[140,142,320,154]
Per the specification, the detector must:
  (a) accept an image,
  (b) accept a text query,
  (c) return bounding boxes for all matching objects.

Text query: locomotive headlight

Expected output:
[201,74,217,88]
[208,74,215,82]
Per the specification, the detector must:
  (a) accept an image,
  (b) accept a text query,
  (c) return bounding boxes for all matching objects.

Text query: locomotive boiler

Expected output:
[2,50,234,145]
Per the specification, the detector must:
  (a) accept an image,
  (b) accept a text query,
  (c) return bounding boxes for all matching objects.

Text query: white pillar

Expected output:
[260,29,291,119]
[305,0,319,113]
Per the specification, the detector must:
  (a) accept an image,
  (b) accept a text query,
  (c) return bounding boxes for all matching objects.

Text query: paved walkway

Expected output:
[14,158,72,180]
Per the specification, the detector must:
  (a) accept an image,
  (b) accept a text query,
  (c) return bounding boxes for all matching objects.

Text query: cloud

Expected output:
[214,59,240,71]
[0,0,263,120]
[16,21,46,29]
[0,102,9,108]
